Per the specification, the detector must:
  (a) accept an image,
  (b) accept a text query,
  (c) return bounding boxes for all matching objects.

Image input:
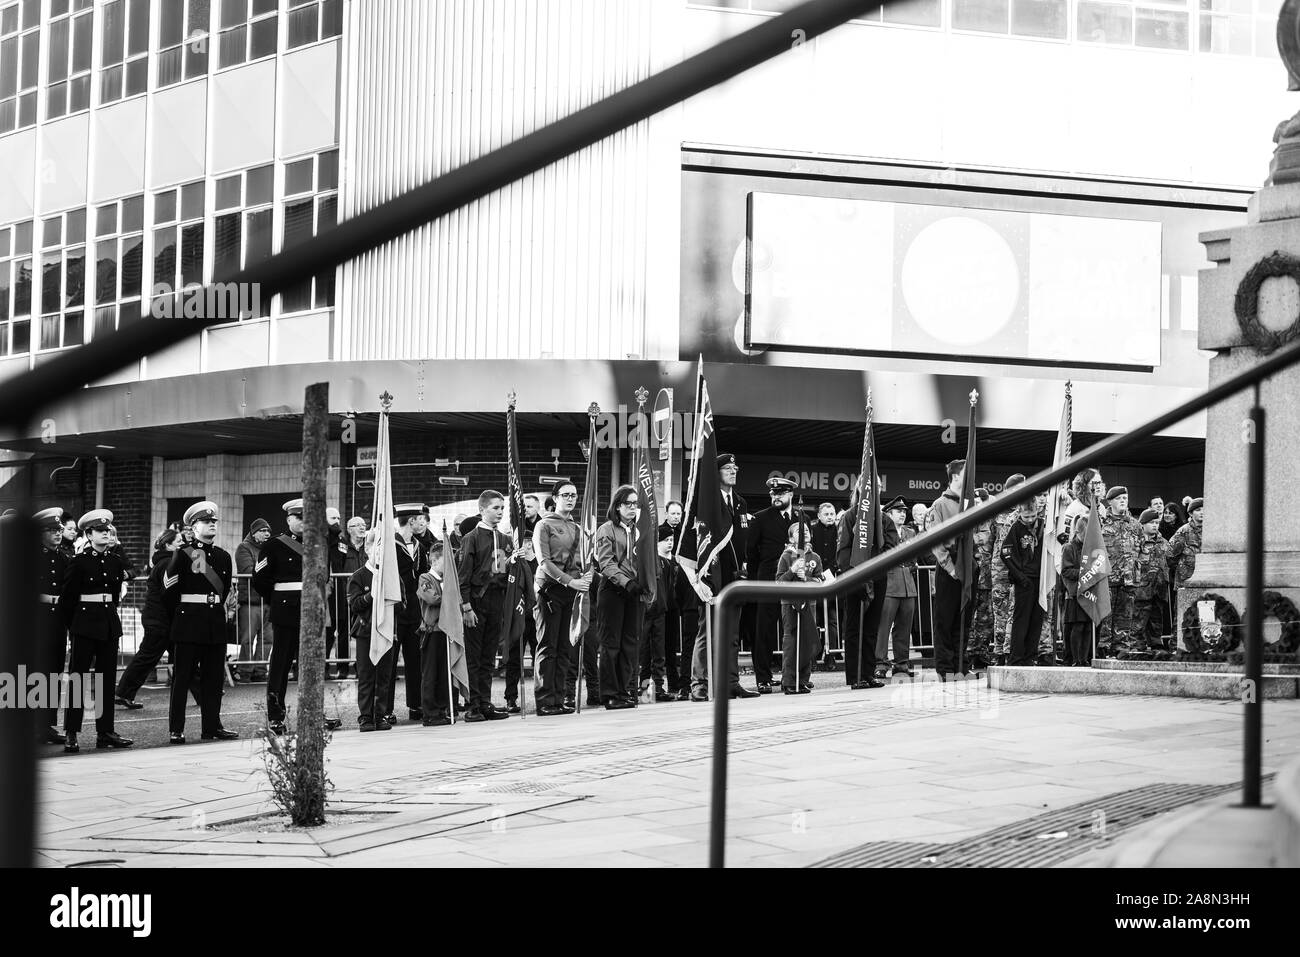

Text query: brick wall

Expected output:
[79,457,152,571]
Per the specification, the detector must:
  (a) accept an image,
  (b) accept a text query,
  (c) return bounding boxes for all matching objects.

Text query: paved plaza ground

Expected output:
[34,675,1300,868]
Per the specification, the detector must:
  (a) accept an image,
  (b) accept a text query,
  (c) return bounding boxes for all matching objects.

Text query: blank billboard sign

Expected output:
[745,192,1162,369]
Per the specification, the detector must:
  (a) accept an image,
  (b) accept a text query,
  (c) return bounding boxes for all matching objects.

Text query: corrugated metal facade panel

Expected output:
[339,0,669,362]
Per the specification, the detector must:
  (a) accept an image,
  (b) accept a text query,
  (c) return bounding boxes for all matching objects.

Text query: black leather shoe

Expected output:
[115,696,143,711]
[782,688,800,695]
[324,718,343,732]
[96,731,134,749]
[757,683,773,695]
[563,697,577,710]
[46,726,66,745]
[505,702,521,714]
[690,689,709,702]
[422,715,452,727]
[729,686,760,699]
[359,720,376,733]
[463,710,487,723]
[169,732,186,745]
[654,691,675,703]
[384,713,397,726]
[557,702,575,714]
[798,687,812,695]
[202,728,239,741]
[64,732,79,754]
[538,705,568,716]
[376,714,392,731]
[408,709,424,721]
[675,689,690,701]
[484,708,508,720]
[802,682,815,691]
[604,699,633,710]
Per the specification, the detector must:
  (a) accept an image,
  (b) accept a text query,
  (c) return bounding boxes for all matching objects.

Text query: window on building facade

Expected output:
[279,149,338,313]
[151,181,205,315]
[46,0,94,120]
[37,208,87,351]
[0,0,40,134]
[0,220,33,357]
[1077,0,1190,50]
[1199,0,1281,57]
[91,195,145,341]
[287,0,342,49]
[101,0,151,105]
[952,0,1070,38]
[218,0,279,69]
[158,0,212,89]
[214,164,273,318]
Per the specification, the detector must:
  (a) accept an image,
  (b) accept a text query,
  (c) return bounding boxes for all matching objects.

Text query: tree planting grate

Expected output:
[811,776,1276,868]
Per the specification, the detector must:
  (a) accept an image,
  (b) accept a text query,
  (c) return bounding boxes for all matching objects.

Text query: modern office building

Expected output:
[0,0,1289,562]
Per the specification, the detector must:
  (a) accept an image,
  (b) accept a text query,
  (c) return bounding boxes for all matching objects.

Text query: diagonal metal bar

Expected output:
[0,0,885,432]
[708,333,1300,866]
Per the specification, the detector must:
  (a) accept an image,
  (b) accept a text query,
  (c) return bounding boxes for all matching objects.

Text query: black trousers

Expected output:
[419,628,453,720]
[504,606,537,704]
[354,631,394,724]
[37,610,67,732]
[841,590,877,684]
[1066,620,1093,665]
[385,620,422,715]
[116,624,200,705]
[781,603,817,690]
[534,585,576,709]
[1010,582,1044,666]
[693,597,742,693]
[640,610,667,689]
[598,582,642,701]
[666,606,699,692]
[64,634,117,735]
[463,589,504,712]
[932,568,965,675]
[753,598,781,686]
[267,623,299,722]
[170,642,225,734]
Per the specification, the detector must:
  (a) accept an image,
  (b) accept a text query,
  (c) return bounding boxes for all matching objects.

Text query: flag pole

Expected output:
[508,390,527,721]
[442,519,456,725]
[959,388,979,679]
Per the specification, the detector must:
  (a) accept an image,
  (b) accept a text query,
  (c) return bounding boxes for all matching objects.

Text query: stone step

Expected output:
[987,665,1299,699]
[1093,659,1300,675]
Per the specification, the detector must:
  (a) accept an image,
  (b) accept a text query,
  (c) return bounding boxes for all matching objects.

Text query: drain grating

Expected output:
[811,776,1276,868]
[478,781,567,794]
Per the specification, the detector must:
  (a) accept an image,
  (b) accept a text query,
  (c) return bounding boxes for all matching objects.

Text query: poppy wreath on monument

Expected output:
[1234,251,1300,354]
[1227,591,1300,664]
[1178,593,1243,659]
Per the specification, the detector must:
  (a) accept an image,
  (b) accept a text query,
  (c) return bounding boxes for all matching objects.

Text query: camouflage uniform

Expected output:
[1133,533,1171,653]
[989,509,1017,658]
[1100,509,1141,656]
[1168,521,1203,586]
[968,519,995,663]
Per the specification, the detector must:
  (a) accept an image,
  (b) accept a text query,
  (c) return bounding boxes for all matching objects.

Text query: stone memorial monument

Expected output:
[1185,1,1300,659]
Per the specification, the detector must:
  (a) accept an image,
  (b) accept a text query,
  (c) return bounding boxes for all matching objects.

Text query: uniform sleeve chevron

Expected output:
[163,572,180,589]
[255,558,268,572]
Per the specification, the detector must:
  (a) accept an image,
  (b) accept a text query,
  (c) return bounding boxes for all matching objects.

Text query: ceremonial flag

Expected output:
[848,403,883,570]
[501,395,535,652]
[633,400,658,607]
[368,408,401,665]
[571,410,600,645]
[954,394,979,608]
[440,519,470,694]
[681,363,732,585]
[1040,383,1072,612]
[1076,499,1112,627]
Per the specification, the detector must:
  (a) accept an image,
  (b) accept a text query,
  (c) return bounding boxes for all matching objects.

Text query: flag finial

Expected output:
[634,386,649,408]
[588,402,601,419]
[507,389,517,408]
[866,386,873,416]
[379,391,393,411]
[969,388,980,407]
[1064,380,1073,397]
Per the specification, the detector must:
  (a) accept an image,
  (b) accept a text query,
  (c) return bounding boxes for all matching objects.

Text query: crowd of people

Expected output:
[27,454,1205,751]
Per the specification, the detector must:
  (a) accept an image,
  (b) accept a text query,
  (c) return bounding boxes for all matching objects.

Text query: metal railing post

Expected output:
[709,595,735,868]
[1243,389,1265,808]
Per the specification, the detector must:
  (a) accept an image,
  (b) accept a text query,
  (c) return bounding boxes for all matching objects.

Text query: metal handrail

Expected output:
[708,333,1300,866]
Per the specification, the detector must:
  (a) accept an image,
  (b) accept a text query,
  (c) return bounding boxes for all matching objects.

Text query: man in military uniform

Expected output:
[989,474,1026,666]
[746,476,798,693]
[1132,508,1172,654]
[968,488,995,670]
[1101,486,1141,657]
[1168,497,1204,589]
[58,509,134,753]
[35,507,69,744]
[252,498,343,735]
[161,502,238,743]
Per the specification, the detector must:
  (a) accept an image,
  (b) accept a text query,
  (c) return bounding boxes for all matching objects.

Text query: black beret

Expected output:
[1105,486,1129,501]
[716,453,736,469]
